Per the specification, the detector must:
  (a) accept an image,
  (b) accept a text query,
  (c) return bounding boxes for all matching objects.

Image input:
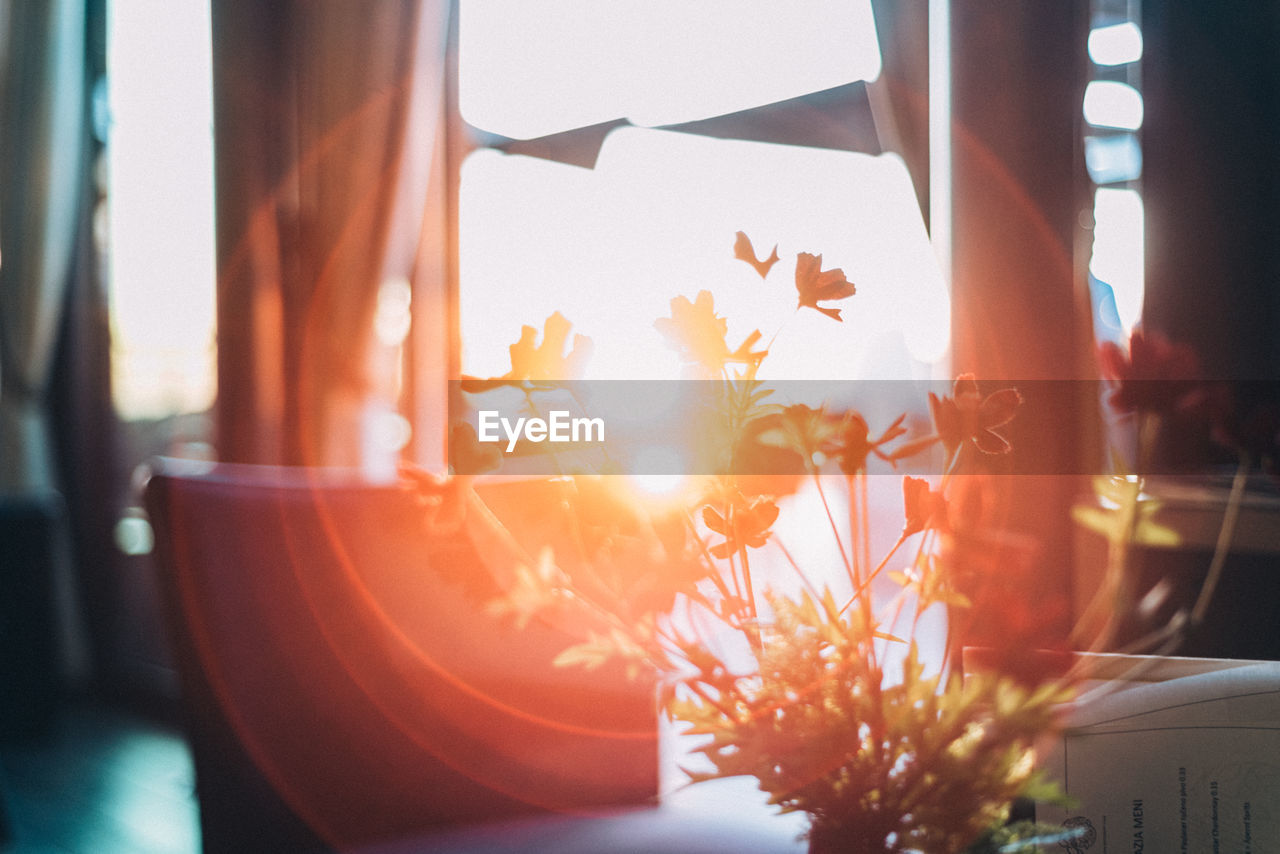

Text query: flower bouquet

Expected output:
[423,234,1241,852]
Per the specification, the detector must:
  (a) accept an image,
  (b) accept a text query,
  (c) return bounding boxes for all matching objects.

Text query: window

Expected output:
[93,0,215,691]
[106,0,216,437]
[458,132,948,383]
[1085,1,1144,343]
[458,0,882,138]
[453,0,948,391]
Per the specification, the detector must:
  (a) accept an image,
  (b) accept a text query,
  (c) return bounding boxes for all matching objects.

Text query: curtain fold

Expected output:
[213,0,450,467]
[0,0,89,493]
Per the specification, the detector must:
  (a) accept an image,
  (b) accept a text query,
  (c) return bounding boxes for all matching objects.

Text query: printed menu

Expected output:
[1037,658,1280,853]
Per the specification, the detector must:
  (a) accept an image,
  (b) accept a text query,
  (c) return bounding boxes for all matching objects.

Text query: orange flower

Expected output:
[506,312,593,381]
[655,291,764,375]
[746,407,909,476]
[928,374,1022,456]
[1099,328,1201,414]
[901,476,947,536]
[747,404,844,471]
[794,252,856,322]
[702,496,779,559]
[836,412,907,475]
[733,231,780,279]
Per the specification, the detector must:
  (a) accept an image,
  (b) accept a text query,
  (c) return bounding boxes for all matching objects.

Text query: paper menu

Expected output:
[1037,659,1280,853]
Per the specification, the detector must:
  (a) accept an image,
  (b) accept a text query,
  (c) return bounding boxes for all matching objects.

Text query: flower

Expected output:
[753,404,841,464]
[835,412,907,475]
[481,233,1075,854]
[930,374,1022,457]
[506,311,593,381]
[733,231,780,279]
[1099,327,1202,414]
[702,495,780,559]
[902,476,948,537]
[794,252,856,321]
[655,290,764,376]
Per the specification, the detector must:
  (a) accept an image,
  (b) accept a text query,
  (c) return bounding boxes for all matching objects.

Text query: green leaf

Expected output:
[1134,519,1181,547]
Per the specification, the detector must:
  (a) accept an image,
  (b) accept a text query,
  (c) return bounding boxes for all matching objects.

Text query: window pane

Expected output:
[1083,80,1144,131]
[1085,6,1143,340]
[459,128,947,382]
[1090,187,1145,332]
[1085,133,1142,184]
[459,0,882,139]
[107,0,216,421]
[1088,22,1143,66]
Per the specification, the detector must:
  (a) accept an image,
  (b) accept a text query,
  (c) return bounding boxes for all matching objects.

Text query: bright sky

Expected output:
[456,0,947,384]
[101,1,1145,423]
[107,0,216,420]
[459,0,883,138]
[459,130,950,382]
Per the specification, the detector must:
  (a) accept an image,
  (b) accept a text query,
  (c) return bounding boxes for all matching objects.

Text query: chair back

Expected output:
[144,461,657,853]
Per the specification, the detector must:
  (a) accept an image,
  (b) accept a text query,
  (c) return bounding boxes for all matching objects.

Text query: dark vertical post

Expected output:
[211,2,296,464]
[1143,3,1280,382]
[949,1,1095,654]
[869,0,931,226]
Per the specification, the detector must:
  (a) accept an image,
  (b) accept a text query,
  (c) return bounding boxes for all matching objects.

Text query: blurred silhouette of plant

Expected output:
[442,233,1160,852]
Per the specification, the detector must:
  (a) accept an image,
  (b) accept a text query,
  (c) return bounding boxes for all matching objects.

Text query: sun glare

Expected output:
[628,472,691,504]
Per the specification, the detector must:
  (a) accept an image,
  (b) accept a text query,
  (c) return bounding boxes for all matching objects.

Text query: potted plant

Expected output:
[426,235,1241,852]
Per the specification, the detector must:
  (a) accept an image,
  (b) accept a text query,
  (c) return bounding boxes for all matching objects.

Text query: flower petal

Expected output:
[733,231,780,279]
[979,388,1023,428]
[974,429,1012,455]
[702,505,728,534]
[902,476,930,536]
[929,393,961,450]
[952,373,979,399]
[749,499,780,530]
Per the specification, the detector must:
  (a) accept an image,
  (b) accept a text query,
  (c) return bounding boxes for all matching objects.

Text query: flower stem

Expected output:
[859,473,872,601]
[1190,455,1249,627]
[840,534,908,615]
[682,509,737,605]
[683,678,740,723]
[774,536,825,606]
[813,472,856,590]
[737,542,763,653]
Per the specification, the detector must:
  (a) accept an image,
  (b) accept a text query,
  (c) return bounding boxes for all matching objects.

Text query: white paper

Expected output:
[1038,660,1280,854]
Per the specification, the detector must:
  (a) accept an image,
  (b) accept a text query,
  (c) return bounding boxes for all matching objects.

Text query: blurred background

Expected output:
[3,0,1278,850]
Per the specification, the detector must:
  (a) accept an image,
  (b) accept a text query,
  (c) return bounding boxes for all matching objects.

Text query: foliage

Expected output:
[458,233,1243,852]
[672,592,1071,853]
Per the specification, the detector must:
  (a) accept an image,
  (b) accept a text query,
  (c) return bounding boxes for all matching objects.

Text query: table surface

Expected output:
[356,776,809,854]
